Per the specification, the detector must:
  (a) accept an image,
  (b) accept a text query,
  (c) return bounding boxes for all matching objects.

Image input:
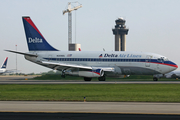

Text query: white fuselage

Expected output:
[24,51,177,77]
[0,69,6,74]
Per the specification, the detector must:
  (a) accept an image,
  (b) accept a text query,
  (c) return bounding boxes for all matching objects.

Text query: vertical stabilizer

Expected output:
[1,57,8,69]
[22,17,58,51]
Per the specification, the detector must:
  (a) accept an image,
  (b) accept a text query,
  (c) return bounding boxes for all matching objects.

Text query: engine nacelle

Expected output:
[79,69,104,77]
[65,69,104,78]
[153,74,164,78]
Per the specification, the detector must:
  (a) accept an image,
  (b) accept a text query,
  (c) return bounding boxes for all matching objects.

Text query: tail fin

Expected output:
[1,57,8,69]
[22,16,58,51]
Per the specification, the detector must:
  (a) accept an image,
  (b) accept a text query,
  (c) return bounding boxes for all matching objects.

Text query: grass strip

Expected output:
[0,84,180,102]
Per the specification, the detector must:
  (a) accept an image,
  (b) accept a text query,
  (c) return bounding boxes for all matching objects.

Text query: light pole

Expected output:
[16,45,17,75]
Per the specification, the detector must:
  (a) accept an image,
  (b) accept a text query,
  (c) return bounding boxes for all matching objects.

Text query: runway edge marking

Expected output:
[0,111,180,115]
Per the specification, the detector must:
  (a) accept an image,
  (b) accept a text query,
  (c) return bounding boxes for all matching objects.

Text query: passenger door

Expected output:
[48,55,52,61]
[145,55,151,67]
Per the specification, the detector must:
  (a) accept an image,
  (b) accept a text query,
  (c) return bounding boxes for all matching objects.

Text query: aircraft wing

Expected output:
[42,61,114,72]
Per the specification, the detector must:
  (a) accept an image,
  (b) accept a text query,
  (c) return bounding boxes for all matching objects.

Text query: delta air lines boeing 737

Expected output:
[5,17,178,81]
[0,57,8,74]
[0,57,16,74]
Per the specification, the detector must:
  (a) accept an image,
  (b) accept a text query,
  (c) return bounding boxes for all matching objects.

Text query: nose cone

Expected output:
[169,61,178,71]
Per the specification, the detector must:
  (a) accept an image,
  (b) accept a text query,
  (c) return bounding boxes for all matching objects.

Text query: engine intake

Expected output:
[79,69,104,77]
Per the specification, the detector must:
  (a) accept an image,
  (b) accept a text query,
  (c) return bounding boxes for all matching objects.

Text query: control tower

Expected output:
[112,18,129,51]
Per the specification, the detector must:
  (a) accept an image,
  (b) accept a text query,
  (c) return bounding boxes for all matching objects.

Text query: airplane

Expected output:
[0,57,8,74]
[153,71,180,79]
[5,16,178,81]
[0,57,16,74]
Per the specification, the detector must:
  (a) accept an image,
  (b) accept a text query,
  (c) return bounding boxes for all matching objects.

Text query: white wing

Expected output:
[42,61,114,72]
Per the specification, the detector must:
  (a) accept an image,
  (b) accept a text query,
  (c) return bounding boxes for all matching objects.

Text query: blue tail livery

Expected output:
[1,57,8,69]
[22,17,58,51]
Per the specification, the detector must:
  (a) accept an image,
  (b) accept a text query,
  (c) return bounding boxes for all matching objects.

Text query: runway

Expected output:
[1,112,180,120]
[0,79,180,84]
[1,76,180,84]
[0,101,180,120]
[0,101,180,114]
[1,76,180,119]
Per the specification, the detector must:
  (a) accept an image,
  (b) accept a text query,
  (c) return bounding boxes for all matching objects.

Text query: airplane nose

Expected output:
[170,61,178,71]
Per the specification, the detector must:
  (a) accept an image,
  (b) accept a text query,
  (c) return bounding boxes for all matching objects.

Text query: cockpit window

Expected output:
[157,58,161,61]
[157,57,169,62]
[164,58,169,61]
[157,58,164,62]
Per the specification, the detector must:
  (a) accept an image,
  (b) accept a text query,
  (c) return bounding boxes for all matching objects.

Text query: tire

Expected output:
[153,77,158,81]
[61,75,65,78]
[84,77,92,81]
[98,76,106,81]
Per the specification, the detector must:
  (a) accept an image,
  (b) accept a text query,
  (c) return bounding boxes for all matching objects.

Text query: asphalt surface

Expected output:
[1,112,180,120]
[1,76,180,84]
[1,79,180,84]
[0,101,180,120]
[0,76,180,119]
[0,101,180,114]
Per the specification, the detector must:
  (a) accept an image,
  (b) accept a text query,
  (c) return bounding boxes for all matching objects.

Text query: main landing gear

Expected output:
[153,77,158,81]
[84,76,106,81]
[84,77,92,81]
[98,76,106,81]
[61,70,65,78]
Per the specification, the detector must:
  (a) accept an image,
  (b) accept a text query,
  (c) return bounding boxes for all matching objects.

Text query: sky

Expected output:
[0,0,180,73]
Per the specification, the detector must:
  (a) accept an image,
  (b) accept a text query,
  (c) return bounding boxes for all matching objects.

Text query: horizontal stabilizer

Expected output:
[5,50,37,57]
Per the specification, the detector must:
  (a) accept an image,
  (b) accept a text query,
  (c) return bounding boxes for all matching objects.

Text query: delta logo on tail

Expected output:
[1,57,8,69]
[22,17,58,51]
[28,37,43,43]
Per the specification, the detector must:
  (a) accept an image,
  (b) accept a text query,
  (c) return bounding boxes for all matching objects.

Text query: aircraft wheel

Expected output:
[171,74,177,79]
[61,75,65,78]
[61,70,66,78]
[98,76,106,81]
[153,77,158,81]
[84,77,92,81]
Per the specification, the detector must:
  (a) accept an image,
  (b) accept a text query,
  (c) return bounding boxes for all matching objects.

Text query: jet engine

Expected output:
[79,69,104,77]
[65,69,104,78]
